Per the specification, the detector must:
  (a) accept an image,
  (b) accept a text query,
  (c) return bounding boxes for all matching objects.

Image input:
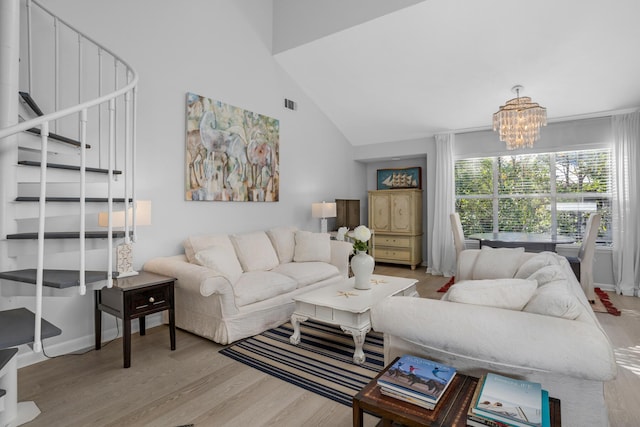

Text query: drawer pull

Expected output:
[148,297,155,303]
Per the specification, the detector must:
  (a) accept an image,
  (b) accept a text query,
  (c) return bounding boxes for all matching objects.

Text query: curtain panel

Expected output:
[612,112,640,296]
[429,133,456,277]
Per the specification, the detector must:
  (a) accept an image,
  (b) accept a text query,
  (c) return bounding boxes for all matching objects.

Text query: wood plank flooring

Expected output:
[17,264,639,426]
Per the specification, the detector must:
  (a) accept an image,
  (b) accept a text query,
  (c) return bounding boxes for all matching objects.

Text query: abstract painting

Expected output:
[185,92,279,201]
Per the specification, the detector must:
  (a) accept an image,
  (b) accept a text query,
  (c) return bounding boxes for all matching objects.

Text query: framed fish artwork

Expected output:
[376,167,422,190]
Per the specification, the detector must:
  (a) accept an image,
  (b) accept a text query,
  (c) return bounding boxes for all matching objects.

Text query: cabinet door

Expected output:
[390,192,413,233]
[370,193,390,231]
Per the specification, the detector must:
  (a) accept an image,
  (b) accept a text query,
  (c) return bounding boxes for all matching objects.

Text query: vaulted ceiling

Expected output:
[274,0,640,146]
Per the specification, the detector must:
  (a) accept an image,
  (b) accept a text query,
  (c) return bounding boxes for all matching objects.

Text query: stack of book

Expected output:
[377,354,457,410]
[467,373,550,427]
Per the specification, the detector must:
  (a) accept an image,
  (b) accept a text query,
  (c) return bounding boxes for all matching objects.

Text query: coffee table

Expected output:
[289,274,417,364]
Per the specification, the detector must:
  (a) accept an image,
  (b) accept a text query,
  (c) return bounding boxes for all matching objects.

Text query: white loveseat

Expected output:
[371,247,617,427]
[143,227,352,345]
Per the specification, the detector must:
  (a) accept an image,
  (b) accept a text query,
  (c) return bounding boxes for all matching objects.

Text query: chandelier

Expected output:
[493,85,547,150]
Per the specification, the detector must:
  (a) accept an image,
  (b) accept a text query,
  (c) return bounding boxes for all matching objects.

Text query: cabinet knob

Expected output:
[148,297,155,303]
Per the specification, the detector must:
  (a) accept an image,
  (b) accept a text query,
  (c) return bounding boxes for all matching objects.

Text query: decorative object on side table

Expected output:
[98,200,152,278]
[350,225,374,290]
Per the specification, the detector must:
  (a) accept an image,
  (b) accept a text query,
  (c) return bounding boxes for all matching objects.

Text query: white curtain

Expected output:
[612,112,640,296]
[428,133,456,276]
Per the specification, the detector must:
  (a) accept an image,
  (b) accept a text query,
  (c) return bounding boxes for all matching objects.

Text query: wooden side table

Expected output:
[353,358,561,427]
[94,271,176,368]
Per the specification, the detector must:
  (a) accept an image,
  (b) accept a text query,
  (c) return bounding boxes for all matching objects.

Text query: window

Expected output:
[455,148,612,244]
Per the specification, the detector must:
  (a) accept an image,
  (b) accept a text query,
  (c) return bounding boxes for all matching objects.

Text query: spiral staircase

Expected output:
[0,0,138,424]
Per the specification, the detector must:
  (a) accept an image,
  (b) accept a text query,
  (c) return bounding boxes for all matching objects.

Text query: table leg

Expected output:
[289,313,309,345]
[169,307,176,350]
[123,318,131,368]
[341,325,370,365]
[352,398,364,427]
[139,316,146,336]
[94,290,102,350]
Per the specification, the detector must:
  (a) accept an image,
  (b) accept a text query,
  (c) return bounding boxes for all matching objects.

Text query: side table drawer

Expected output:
[128,284,171,316]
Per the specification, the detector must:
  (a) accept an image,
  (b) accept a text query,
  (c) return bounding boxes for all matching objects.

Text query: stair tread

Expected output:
[6,231,126,239]
[0,269,110,289]
[18,160,121,175]
[24,127,90,149]
[16,196,132,203]
[19,91,44,116]
[0,388,6,398]
[0,308,62,349]
[0,348,19,371]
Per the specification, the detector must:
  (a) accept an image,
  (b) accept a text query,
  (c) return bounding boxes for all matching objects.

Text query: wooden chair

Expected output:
[567,213,601,303]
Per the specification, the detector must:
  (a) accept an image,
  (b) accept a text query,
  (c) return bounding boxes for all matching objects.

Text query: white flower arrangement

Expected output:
[352,225,372,252]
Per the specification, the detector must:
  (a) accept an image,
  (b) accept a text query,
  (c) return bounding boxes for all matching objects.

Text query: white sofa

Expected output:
[371,247,617,427]
[143,227,353,345]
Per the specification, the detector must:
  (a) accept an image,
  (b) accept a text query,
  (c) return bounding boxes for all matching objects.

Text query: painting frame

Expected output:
[376,167,422,190]
[185,92,279,202]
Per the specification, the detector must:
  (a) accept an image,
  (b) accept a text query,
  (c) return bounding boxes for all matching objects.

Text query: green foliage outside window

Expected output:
[455,148,612,244]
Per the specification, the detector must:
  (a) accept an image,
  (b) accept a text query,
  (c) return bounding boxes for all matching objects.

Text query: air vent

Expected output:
[284,98,297,111]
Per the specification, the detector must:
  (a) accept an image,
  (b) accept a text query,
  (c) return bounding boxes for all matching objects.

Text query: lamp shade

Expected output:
[311,202,336,219]
[98,200,152,227]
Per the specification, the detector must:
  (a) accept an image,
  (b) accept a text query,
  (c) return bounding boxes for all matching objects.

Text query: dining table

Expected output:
[468,232,575,253]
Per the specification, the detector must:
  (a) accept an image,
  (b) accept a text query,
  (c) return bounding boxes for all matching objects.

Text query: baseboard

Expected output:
[16,312,163,368]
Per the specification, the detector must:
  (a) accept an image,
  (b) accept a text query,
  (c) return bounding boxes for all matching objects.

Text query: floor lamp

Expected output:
[312,201,336,234]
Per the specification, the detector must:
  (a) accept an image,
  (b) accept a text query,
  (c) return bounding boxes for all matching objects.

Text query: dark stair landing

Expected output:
[16,196,132,203]
[6,231,126,240]
[0,308,62,349]
[0,269,110,289]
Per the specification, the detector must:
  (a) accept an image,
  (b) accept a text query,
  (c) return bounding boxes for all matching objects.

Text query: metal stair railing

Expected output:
[0,0,138,353]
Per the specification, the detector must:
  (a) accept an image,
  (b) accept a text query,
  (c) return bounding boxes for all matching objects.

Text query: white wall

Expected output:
[12,0,366,365]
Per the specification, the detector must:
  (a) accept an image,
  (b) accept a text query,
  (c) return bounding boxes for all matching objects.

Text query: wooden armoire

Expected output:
[368,189,423,270]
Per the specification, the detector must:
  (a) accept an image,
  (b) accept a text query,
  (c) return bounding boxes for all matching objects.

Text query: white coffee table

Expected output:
[289,274,418,364]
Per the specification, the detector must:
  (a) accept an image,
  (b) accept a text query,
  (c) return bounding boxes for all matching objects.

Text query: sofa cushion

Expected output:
[231,271,297,307]
[230,231,280,272]
[526,265,567,286]
[514,252,561,279]
[267,226,298,264]
[183,234,236,264]
[273,262,339,288]
[472,246,525,279]
[293,231,331,263]
[446,278,537,311]
[524,280,584,319]
[194,246,243,285]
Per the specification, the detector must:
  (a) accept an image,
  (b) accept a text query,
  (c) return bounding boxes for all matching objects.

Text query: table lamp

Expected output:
[98,200,151,277]
[312,201,336,234]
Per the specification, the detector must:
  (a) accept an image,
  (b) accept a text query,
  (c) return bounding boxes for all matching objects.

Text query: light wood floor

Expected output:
[17,265,639,426]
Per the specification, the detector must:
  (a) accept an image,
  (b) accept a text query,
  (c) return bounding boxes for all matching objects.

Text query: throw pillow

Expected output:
[523,280,583,319]
[514,252,561,279]
[230,231,280,272]
[183,234,236,264]
[266,226,298,264]
[526,265,567,286]
[194,246,244,285]
[293,231,331,263]
[447,278,537,311]
[472,246,525,279]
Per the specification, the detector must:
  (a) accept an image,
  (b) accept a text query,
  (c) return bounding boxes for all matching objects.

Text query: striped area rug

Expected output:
[219,320,384,406]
